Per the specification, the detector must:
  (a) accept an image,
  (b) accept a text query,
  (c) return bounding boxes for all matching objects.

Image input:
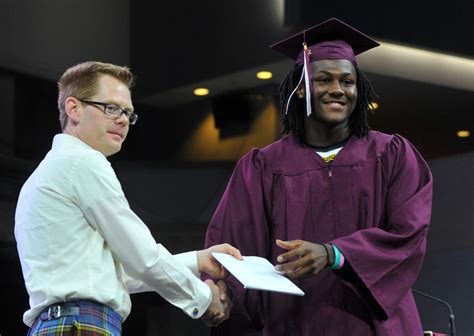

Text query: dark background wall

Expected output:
[0,0,130,80]
[413,152,474,334]
[0,0,473,335]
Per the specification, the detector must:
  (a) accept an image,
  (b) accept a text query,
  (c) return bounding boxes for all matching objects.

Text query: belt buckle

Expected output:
[47,305,61,320]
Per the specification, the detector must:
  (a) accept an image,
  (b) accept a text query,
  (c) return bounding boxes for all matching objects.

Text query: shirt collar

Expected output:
[52,134,105,158]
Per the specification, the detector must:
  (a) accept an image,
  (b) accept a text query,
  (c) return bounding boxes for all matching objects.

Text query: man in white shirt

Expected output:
[14,61,241,335]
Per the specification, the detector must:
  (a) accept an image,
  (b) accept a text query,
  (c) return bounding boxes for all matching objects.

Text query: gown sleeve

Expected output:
[204,148,273,335]
[331,134,433,320]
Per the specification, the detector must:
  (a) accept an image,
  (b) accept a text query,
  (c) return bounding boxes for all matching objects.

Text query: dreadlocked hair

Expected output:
[351,68,377,137]
[278,63,377,144]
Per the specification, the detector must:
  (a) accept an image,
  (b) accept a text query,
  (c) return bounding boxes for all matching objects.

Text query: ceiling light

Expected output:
[256,71,273,80]
[456,130,470,138]
[368,102,379,110]
[193,88,209,96]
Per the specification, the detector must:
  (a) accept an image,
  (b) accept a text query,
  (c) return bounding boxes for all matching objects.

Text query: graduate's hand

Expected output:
[197,244,243,279]
[216,280,233,320]
[201,279,227,327]
[275,239,334,279]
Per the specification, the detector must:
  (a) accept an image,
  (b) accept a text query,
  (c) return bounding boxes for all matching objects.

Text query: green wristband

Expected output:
[330,244,341,270]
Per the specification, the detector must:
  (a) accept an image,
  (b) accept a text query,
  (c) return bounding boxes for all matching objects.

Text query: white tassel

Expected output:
[303,43,312,116]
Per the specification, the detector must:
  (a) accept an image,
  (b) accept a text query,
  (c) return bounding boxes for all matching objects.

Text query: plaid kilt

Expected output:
[28,300,122,336]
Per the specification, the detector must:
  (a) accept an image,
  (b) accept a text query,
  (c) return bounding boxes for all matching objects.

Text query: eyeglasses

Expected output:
[77,99,138,125]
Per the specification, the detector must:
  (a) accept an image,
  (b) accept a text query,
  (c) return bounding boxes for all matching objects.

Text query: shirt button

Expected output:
[192,308,199,317]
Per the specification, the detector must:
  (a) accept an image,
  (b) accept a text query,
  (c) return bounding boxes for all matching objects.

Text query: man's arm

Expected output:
[123,244,242,293]
[72,151,228,319]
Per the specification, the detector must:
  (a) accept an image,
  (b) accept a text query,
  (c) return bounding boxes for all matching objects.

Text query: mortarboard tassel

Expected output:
[302,42,313,116]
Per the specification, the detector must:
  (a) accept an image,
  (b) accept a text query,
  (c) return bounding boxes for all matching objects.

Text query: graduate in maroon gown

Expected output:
[204,18,433,335]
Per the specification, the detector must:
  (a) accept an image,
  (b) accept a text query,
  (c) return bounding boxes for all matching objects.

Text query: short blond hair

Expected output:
[57,61,134,130]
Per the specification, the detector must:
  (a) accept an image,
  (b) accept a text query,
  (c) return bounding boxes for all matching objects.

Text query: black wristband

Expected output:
[320,243,330,268]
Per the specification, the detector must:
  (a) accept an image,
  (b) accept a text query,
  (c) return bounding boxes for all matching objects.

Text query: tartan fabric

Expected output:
[28,300,122,336]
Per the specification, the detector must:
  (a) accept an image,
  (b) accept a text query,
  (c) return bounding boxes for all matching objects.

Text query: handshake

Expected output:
[202,279,232,327]
[196,244,243,327]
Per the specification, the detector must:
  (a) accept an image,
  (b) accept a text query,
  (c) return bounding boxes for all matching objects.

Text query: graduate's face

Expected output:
[305,59,357,127]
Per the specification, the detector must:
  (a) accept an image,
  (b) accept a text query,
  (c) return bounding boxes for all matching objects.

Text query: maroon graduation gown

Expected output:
[204,131,433,335]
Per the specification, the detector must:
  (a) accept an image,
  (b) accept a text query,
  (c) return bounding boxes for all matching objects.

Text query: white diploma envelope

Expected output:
[212,252,305,296]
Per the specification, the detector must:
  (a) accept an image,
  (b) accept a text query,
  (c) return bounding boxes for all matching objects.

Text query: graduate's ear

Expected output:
[64,97,82,124]
[296,84,305,99]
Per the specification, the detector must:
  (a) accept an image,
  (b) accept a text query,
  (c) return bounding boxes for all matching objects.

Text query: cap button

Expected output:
[192,307,199,317]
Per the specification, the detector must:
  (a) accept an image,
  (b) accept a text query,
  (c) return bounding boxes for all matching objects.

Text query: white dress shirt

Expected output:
[14,134,211,326]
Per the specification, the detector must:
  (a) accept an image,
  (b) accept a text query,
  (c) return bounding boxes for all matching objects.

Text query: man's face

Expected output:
[307,59,357,127]
[75,75,133,157]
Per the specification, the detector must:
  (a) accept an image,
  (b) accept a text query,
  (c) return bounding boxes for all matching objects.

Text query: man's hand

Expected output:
[197,243,243,279]
[201,279,232,327]
[275,239,334,279]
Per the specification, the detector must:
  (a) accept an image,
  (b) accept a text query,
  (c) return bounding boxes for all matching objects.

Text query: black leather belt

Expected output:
[40,304,80,320]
